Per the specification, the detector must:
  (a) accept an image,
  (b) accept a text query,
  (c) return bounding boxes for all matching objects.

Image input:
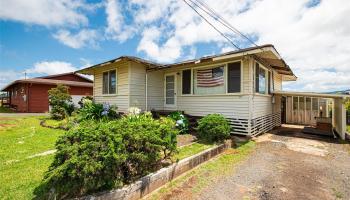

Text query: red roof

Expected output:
[1,78,93,91]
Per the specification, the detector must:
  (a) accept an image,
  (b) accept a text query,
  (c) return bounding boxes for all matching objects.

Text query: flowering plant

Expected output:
[168,111,189,134]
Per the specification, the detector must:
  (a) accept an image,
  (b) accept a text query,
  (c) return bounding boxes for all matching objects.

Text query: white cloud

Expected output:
[125,0,350,91]
[0,70,23,89]
[53,29,99,49]
[0,0,95,27]
[105,0,135,42]
[27,61,78,75]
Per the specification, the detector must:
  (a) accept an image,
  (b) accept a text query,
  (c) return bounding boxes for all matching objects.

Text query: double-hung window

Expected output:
[102,70,117,94]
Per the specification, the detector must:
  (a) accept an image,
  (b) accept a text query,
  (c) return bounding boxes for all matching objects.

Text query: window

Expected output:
[182,69,192,94]
[193,66,225,95]
[255,62,267,94]
[227,62,241,93]
[102,70,117,94]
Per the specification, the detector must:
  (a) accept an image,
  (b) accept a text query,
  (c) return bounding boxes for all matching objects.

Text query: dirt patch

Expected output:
[177,134,197,147]
[0,124,17,129]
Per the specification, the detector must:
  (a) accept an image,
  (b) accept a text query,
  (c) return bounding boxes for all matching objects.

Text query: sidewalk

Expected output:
[0,113,49,117]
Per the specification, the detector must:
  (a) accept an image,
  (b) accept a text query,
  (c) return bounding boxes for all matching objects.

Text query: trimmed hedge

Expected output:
[197,114,231,142]
[35,113,178,199]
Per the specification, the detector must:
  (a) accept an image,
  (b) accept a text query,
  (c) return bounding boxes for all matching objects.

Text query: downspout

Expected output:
[145,71,148,111]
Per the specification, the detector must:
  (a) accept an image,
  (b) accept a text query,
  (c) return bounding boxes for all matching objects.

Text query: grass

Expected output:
[0,116,213,200]
[145,141,256,200]
[0,116,65,200]
[175,142,214,160]
[0,107,14,113]
[347,125,350,133]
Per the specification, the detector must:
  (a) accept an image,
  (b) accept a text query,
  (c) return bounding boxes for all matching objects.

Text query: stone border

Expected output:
[40,120,69,131]
[80,140,233,200]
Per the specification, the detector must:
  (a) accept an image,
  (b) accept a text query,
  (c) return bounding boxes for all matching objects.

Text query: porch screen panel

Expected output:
[182,69,191,94]
[227,62,241,93]
[102,72,109,94]
[299,97,305,124]
[306,97,312,124]
[293,96,298,124]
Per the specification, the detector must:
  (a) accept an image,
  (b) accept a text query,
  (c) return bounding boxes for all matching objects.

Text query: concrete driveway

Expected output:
[196,125,350,200]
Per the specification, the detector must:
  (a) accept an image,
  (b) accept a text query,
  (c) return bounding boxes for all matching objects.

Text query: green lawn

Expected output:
[175,142,214,160]
[0,116,214,199]
[347,125,350,133]
[0,107,14,113]
[0,117,65,200]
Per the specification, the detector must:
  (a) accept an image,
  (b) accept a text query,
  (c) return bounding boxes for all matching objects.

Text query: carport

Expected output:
[273,91,350,140]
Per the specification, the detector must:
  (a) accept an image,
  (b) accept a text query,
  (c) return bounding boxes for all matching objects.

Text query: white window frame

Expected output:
[102,69,117,95]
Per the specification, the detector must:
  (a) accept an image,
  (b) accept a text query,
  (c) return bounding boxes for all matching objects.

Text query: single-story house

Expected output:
[77,44,349,139]
[1,72,93,113]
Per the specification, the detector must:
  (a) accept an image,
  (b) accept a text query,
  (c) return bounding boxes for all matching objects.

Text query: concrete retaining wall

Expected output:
[81,140,232,200]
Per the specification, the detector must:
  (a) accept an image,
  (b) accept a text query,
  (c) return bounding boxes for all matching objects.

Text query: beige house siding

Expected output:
[252,95,273,119]
[176,95,250,118]
[93,61,130,112]
[145,57,251,119]
[90,56,286,135]
[147,70,164,111]
[129,62,146,110]
[273,72,282,91]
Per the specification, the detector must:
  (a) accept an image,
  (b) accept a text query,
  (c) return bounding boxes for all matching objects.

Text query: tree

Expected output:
[48,84,74,120]
[345,99,350,111]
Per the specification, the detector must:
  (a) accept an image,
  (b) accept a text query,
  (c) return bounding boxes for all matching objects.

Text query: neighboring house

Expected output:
[77,44,349,139]
[1,72,93,113]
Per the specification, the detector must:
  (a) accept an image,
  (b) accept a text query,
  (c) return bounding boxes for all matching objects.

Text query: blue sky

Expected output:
[0,0,349,92]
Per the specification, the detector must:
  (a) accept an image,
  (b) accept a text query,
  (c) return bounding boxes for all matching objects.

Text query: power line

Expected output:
[189,0,259,47]
[182,0,240,49]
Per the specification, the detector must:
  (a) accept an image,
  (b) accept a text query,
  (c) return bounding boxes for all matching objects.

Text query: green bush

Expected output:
[48,84,74,120]
[36,113,178,198]
[77,98,118,121]
[197,114,231,143]
[168,111,189,134]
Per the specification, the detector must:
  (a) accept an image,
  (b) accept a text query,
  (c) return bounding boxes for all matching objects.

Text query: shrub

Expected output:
[78,96,93,108]
[197,114,231,143]
[36,113,178,198]
[35,120,126,199]
[48,84,74,120]
[77,99,118,121]
[168,111,189,134]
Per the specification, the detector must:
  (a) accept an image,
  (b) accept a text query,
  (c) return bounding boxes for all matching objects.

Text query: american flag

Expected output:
[197,66,224,87]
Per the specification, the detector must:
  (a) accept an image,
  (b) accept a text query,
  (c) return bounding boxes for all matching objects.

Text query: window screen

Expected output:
[102,72,109,94]
[109,70,116,94]
[182,69,191,94]
[227,62,241,93]
[255,63,259,93]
